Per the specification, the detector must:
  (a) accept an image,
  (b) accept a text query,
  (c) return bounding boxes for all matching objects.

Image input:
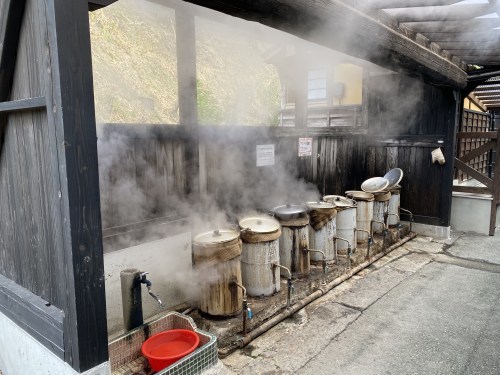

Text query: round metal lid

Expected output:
[272,204,307,216]
[361,177,390,193]
[345,190,375,201]
[323,195,355,207]
[193,229,239,245]
[383,168,403,190]
[306,201,335,210]
[239,216,280,233]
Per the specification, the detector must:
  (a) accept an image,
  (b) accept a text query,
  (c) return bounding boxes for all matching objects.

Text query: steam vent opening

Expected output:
[4,0,500,372]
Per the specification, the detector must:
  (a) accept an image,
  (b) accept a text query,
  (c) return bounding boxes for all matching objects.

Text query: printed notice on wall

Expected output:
[298,138,313,157]
[256,144,275,167]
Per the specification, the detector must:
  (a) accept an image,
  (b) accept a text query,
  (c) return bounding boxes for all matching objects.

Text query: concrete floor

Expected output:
[204,232,500,375]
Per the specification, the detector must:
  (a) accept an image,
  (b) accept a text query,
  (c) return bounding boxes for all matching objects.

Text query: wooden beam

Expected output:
[182,0,467,88]
[458,140,496,164]
[45,0,108,371]
[0,274,65,359]
[0,0,27,101]
[345,0,461,9]
[456,131,497,139]
[489,127,500,235]
[386,4,496,23]
[88,0,118,11]
[0,97,46,113]
[407,19,500,34]
[437,41,500,51]
[422,31,500,43]
[452,185,491,195]
[175,6,199,197]
[454,157,493,189]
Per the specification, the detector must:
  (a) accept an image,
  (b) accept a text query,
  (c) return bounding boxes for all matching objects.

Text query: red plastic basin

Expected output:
[141,329,200,371]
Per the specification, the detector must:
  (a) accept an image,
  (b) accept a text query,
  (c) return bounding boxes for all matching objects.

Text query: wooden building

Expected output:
[1,0,499,373]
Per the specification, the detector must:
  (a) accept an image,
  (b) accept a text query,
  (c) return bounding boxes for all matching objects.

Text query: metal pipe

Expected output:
[386,213,400,225]
[304,248,328,274]
[333,236,352,269]
[399,207,414,232]
[355,228,373,260]
[234,281,248,335]
[370,220,386,238]
[272,263,293,308]
[218,232,418,357]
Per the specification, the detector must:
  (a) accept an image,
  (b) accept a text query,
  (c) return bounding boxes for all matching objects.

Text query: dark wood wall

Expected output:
[0,0,65,309]
[0,0,108,371]
[99,74,459,233]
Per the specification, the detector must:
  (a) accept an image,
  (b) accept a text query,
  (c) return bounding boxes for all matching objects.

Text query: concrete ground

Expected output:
[204,232,500,375]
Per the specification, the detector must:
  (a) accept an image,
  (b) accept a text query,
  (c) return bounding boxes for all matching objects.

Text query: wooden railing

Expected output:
[453,109,500,235]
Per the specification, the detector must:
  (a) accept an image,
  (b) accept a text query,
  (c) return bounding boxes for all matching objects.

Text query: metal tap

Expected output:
[272,263,293,308]
[370,219,388,254]
[400,207,414,232]
[139,272,165,309]
[304,248,328,275]
[333,236,352,270]
[234,281,251,335]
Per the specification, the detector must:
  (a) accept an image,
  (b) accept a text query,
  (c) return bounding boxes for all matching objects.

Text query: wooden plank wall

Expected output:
[0,0,66,308]
[363,74,458,226]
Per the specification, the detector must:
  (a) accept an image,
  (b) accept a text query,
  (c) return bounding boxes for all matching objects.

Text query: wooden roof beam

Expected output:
[403,19,500,33]
[344,0,461,10]
[422,31,500,42]
[88,0,118,11]
[385,4,498,22]
[183,0,467,88]
[437,40,500,50]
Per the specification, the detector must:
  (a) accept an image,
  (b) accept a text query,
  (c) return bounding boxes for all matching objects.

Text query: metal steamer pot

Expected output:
[193,229,243,317]
[271,204,308,221]
[323,195,357,254]
[239,216,281,297]
[346,191,374,244]
[306,202,337,263]
[273,204,310,278]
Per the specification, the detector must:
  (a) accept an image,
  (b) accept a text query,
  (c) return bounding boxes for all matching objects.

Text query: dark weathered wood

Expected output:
[0,0,26,101]
[176,7,199,197]
[456,131,497,139]
[452,185,491,195]
[388,4,495,22]
[44,0,108,370]
[366,135,446,148]
[0,96,46,113]
[88,0,118,11]
[489,127,500,235]
[0,274,64,359]
[182,0,467,88]
[454,158,493,189]
[346,0,460,10]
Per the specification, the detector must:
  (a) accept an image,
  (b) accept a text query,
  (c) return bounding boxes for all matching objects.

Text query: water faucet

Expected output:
[400,207,414,232]
[139,272,165,310]
[272,263,293,308]
[233,281,251,335]
[304,248,328,275]
[333,236,352,270]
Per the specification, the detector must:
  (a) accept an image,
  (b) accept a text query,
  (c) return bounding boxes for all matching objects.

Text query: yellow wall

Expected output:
[464,97,484,112]
[334,64,363,105]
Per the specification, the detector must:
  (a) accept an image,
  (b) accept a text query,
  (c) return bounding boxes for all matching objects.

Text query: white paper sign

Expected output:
[256,144,275,167]
[298,137,313,157]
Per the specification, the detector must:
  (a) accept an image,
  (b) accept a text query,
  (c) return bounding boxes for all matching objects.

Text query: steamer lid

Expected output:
[306,201,335,210]
[239,216,280,233]
[323,195,355,207]
[193,229,239,245]
[345,190,375,201]
[384,168,403,190]
[361,177,389,193]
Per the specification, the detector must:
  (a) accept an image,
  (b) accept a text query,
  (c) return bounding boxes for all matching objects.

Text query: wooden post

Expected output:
[175,5,200,197]
[489,120,500,235]
[44,0,108,370]
[295,67,308,128]
[440,89,461,227]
